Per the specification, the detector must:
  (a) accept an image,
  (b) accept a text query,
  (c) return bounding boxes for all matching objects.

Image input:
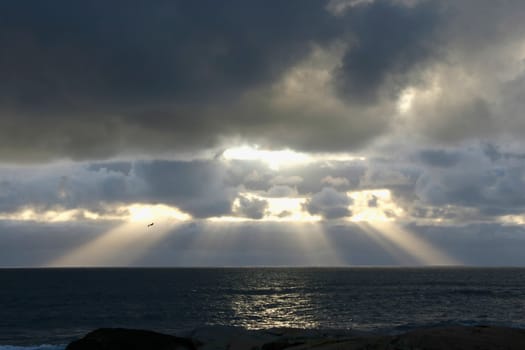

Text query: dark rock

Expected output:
[261,339,304,350]
[390,326,525,350]
[66,328,197,350]
[66,326,525,350]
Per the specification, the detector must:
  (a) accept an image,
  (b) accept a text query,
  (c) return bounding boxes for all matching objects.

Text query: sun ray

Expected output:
[284,222,345,266]
[179,221,343,266]
[357,221,459,266]
[357,222,417,265]
[47,204,190,267]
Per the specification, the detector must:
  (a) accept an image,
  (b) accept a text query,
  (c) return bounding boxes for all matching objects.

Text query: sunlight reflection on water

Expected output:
[230,291,320,329]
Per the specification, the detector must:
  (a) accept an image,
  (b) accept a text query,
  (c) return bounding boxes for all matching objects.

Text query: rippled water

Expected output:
[1,268,525,345]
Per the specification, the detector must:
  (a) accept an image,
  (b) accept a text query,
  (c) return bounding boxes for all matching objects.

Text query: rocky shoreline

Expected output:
[66,325,525,350]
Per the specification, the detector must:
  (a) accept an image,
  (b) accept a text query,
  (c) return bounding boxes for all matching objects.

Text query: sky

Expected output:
[2,0,525,266]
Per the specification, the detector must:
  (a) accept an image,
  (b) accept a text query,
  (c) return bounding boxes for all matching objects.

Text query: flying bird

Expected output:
[147,222,154,228]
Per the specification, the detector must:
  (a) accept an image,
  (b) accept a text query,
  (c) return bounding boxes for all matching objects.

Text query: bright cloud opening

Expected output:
[222,145,365,170]
[0,204,192,223]
[211,192,321,222]
[397,87,416,114]
[222,146,310,170]
[127,204,191,223]
[348,189,405,222]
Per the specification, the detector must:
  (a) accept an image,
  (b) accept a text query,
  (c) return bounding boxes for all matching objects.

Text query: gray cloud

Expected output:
[270,175,303,186]
[418,149,462,168]
[0,0,346,160]
[5,0,517,160]
[132,160,237,218]
[266,185,298,198]
[0,159,237,219]
[3,142,525,224]
[234,195,268,219]
[399,0,525,144]
[305,187,352,219]
[415,155,525,215]
[321,175,350,188]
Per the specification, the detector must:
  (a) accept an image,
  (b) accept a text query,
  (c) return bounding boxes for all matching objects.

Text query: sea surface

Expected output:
[1,267,525,349]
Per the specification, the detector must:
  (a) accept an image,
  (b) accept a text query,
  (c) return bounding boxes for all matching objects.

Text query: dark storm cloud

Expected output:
[0,0,343,160]
[418,149,461,167]
[0,0,464,160]
[0,1,333,104]
[1,0,525,161]
[335,0,440,102]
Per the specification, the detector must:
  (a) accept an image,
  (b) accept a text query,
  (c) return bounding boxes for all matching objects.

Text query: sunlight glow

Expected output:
[265,197,322,222]
[499,214,525,225]
[397,87,416,114]
[223,146,310,170]
[213,192,322,222]
[0,204,192,223]
[127,204,191,222]
[222,145,365,170]
[0,207,119,222]
[348,189,404,222]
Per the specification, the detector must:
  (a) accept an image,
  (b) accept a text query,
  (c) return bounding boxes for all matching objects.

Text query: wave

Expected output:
[0,345,65,350]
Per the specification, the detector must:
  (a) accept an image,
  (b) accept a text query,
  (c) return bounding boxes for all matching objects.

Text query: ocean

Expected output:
[1,267,525,349]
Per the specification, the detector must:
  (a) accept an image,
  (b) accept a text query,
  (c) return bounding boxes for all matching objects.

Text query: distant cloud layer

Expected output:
[2,143,525,224]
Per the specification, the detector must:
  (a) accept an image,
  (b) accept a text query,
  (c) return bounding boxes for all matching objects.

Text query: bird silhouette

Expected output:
[147,222,154,227]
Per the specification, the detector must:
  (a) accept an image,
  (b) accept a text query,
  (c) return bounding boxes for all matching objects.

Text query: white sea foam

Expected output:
[0,345,65,350]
